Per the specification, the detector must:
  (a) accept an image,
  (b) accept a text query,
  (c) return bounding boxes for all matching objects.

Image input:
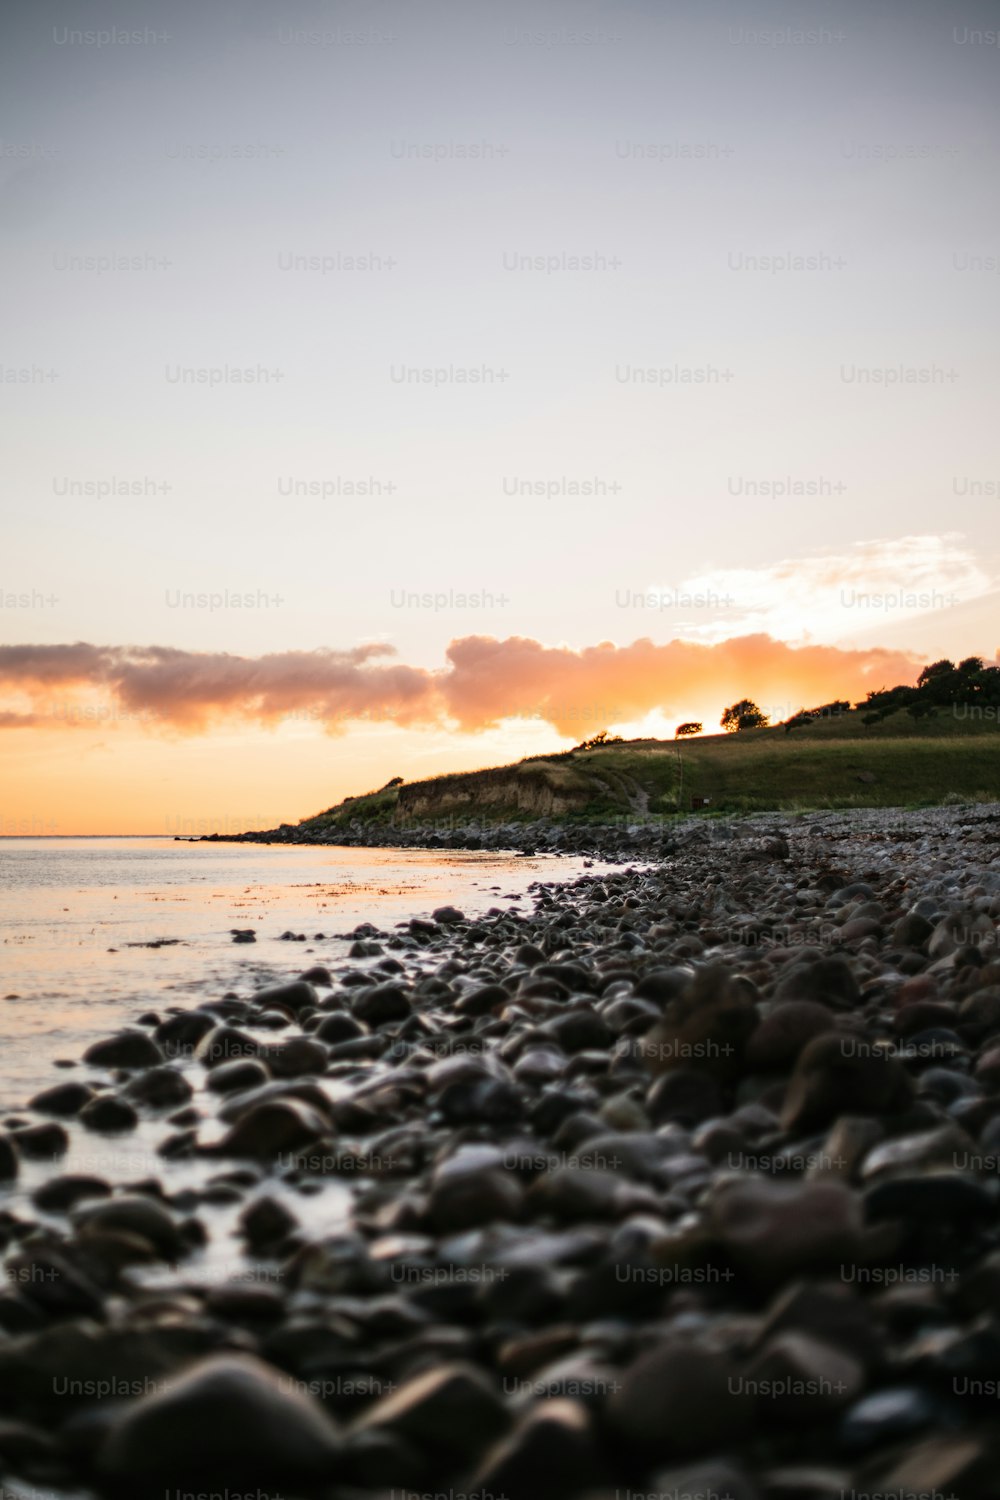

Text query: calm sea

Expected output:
[0,837,601,1098]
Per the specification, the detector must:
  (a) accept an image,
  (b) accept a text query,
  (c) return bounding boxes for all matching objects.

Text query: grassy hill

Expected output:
[300,707,1000,831]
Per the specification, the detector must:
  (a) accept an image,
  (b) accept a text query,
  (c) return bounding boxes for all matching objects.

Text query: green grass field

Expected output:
[300,708,1000,829]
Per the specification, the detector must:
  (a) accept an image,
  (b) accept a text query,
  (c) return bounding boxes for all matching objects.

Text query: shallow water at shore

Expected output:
[0,837,610,1096]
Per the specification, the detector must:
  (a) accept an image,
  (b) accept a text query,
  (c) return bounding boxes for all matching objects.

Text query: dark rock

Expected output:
[252,980,318,1014]
[266,1036,329,1077]
[154,1010,216,1055]
[839,1385,945,1454]
[216,1098,328,1160]
[710,1179,863,1286]
[468,1398,598,1499]
[781,1033,914,1133]
[863,1173,996,1222]
[205,1059,270,1094]
[315,1012,366,1044]
[83,1029,164,1069]
[8,1121,69,1157]
[646,1068,723,1126]
[196,1026,261,1067]
[744,1331,864,1417]
[98,1354,340,1493]
[74,1194,185,1258]
[33,1174,112,1213]
[0,1133,18,1179]
[352,982,412,1025]
[775,956,860,1011]
[79,1095,139,1132]
[29,1081,95,1116]
[351,1362,509,1463]
[746,1001,837,1071]
[123,1066,193,1107]
[607,1341,754,1457]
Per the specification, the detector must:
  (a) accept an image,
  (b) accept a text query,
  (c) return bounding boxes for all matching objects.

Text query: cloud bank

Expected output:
[0,633,923,738]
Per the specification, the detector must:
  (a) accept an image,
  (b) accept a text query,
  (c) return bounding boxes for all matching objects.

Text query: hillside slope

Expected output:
[299,708,1000,830]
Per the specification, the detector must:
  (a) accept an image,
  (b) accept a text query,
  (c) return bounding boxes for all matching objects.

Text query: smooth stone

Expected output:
[428,1149,524,1232]
[0,1133,18,1179]
[432,905,465,924]
[216,1099,329,1160]
[860,1122,976,1180]
[74,1194,184,1257]
[154,1010,216,1055]
[8,1121,69,1157]
[710,1179,863,1286]
[642,963,758,1081]
[756,1281,884,1369]
[315,1012,366,1044]
[745,1001,836,1071]
[781,1033,913,1133]
[469,1398,598,1500]
[455,984,510,1017]
[4,1246,104,1318]
[650,1461,761,1500]
[195,1025,260,1067]
[79,1095,139,1132]
[958,986,1000,1032]
[267,1037,329,1078]
[33,1174,112,1212]
[239,1195,299,1250]
[351,982,412,1025]
[894,913,934,948]
[28,1081,95,1116]
[744,1331,864,1417]
[868,1435,992,1496]
[83,1029,164,1069]
[250,979,318,1015]
[646,1069,723,1126]
[205,1059,270,1094]
[352,1362,508,1462]
[123,1066,193,1107]
[541,1009,612,1054]
[529,1166,623,1221]
[607,1340,754,1457]
[98,1353,340,1493]
[863,1173,996,1221]
[774,956,860,1010]
[838,1385,943,1454]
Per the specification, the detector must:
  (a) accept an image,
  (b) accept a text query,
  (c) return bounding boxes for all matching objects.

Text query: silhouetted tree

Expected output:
[721,700,769,732]
[675,721,702,738]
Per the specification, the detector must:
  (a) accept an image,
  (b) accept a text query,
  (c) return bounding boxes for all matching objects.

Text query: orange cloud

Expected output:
[0,634,924,739]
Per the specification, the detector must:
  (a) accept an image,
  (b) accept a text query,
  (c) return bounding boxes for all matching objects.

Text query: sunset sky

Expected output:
[2,0,998,833]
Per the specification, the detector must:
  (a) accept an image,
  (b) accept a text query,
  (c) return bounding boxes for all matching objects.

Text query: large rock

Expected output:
[607,1341,754,1457]
[29,1081,95,1116]
[215,1098,328,1160]
[468,1398,598,1499]
[99,1354,340,1494]
[83,1030,163,1070]
[710,1179,863,1286]
[73,1194,185,1258]
[351,1361,509,1463]
[781,1032,913,1133]
[642,963,758,1081]
[745,1001,836,1072]
[428,1146,524,1232]
[0,1133,17,1180]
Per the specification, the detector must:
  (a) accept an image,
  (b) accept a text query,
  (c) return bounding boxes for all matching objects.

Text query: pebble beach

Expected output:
[2,803,1000,1500]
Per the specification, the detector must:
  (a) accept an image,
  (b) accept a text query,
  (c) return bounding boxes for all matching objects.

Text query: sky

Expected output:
[2,0,998,833]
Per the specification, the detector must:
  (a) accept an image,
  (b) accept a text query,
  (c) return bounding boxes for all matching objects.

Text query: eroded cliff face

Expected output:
[397,763,595,819]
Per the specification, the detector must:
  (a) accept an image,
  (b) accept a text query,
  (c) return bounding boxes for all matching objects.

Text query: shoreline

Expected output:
[2,803,1000,1496]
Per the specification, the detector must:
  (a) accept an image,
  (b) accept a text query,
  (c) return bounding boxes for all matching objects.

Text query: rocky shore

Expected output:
[194,812,673,860]
[3,802,1000,1499]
